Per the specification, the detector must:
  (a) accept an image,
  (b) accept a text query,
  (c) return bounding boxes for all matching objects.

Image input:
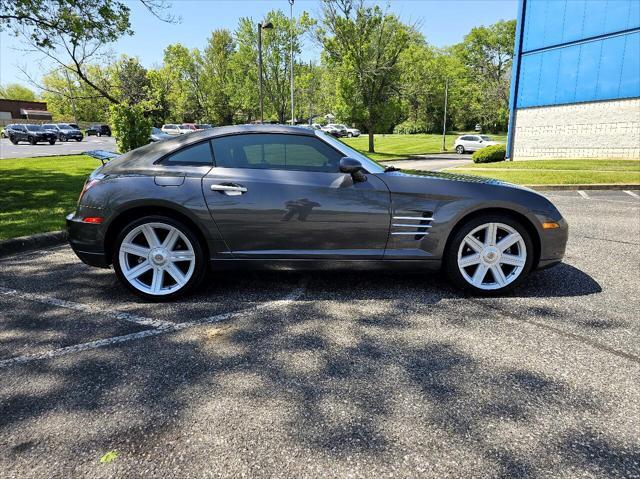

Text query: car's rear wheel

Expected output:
[456,145,465,154]
[49,139,56,145]
[113,216,206,300]
[29,137,36,145]
[347,132,353,137]
[444,214,534,295]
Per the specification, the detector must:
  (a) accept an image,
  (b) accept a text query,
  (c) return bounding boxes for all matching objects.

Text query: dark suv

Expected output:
[43,123,84,142]
[6,124,57,145]
[86,124,111,137]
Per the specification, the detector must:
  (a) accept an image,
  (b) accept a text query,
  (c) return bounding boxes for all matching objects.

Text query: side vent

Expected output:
[391,211,433,240]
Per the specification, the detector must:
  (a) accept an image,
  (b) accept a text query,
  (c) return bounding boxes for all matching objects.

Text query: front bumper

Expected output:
[536,216,569,269]
[66,213,110,267]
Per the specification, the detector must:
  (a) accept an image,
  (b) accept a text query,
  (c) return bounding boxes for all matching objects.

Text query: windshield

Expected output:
[334,124,347,129]
[316,131,384,174]
[480,135,493,141]
[58,124,72,130]
[151,127,162,134]
[26,125,42,131]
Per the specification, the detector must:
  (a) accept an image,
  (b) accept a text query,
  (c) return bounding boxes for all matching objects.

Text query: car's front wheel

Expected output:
[456,145,465,154]
[9,136,18,144]
[444,214,534,295]
[49,139,56,145]
[113,216,206,300]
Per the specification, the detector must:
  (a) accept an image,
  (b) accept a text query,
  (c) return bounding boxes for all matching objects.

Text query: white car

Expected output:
[454,134,500,154]
[161,124,181,135]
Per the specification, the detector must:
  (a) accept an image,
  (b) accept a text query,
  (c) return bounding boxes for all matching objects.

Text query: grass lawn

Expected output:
[342,133,507,161]
[443,159,640,185]
[0,155,98,240]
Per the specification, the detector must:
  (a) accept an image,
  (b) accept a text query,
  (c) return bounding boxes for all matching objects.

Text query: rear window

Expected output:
[163,141,213,166]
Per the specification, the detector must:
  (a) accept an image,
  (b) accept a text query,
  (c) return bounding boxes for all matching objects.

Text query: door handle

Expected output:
[210,183,247,196]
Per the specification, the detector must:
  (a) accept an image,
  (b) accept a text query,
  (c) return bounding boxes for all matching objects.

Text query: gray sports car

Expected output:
[67,125,568,300]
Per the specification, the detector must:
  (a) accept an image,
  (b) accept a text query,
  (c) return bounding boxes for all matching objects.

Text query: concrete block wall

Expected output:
[511,98,640,159]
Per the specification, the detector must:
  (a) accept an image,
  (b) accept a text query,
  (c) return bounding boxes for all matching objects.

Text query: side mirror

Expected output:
[340,157,367,182]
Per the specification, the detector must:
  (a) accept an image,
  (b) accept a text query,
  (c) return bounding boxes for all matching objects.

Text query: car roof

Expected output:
[101,124,317,175]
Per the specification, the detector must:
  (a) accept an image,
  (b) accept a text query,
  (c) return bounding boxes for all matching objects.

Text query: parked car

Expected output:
[320,124,345,138]
[454,135,500,154]
[68,123,80,130]
[86,124,111,137]
[6,123,57,145]
[68,124,568,300]
[475,123,482,132]
[195,124,213,130]
[43,123,84,142]
[0,127,5,138]
[150,127,172,143]
[179,124,197,134]
[161,124,181,135]
[311,123,322,130]
[329,123,360,138]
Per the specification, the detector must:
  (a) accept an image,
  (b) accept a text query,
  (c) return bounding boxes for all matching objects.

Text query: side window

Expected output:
[211,134,342,172]
[163,141,213,165]
[461,136,472,141]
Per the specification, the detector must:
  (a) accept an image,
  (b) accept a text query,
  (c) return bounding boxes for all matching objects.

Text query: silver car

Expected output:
[454,135,500,154]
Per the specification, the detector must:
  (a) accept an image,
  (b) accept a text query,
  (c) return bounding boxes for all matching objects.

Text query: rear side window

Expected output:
[211,134,342,172]
[163,141,213,165]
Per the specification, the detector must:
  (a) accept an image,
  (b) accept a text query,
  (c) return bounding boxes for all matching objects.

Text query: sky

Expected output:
[0,0,517,89]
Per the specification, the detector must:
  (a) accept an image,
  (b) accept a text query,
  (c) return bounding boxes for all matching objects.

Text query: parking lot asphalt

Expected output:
[1,190,639,478]
[0,136,117,159]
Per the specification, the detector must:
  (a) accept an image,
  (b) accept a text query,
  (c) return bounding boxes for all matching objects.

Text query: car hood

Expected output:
[376,169,556,215]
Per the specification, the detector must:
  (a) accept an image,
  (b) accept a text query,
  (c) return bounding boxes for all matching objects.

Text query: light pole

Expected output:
[289,0,295,125]
[257,21,273,123]
[441,78,449,152]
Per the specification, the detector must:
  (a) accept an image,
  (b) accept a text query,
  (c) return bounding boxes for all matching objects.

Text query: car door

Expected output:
[202,133,391,259]
[15,124,27,141]
[468,135,483,151]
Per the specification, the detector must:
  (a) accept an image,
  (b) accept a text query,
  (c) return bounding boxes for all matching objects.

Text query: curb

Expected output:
[0,231,68,258]
[524,184,640,191]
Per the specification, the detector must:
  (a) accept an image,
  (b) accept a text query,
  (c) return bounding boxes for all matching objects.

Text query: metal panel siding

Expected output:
[513,0,640,109]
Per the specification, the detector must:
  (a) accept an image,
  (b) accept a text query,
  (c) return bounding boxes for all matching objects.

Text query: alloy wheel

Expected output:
[118,222,196,296]
[457,222,527,291]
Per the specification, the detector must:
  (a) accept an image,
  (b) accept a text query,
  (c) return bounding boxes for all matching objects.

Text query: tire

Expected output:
[29,137,36,145]
[347,132,353,138]
[9,136,18,145]
[112,215,206,300]
[76,138,82,142]
[49,139,56,145]
[62,135,67,142]
[443,214,534,295]
[455,145,465,154]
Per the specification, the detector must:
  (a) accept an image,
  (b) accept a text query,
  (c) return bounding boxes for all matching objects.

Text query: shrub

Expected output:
[393,120,427,135]
[109,104,151,153]
[472,144,506,163]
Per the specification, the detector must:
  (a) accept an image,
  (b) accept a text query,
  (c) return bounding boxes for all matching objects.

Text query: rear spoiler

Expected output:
[84,150,120,165]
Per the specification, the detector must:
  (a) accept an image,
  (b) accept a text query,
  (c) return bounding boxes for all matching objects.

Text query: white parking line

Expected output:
[0,282,306,368]
[0,286,174,330]
[577,190,590,199]
[623,190,640,198]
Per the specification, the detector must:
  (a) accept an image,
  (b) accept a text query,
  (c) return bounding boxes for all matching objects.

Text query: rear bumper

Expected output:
[66,213,109,267]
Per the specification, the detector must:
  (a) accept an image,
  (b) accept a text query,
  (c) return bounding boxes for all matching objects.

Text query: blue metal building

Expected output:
[507,0,640,159]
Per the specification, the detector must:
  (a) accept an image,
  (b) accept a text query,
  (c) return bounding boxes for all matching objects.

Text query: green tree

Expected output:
[113,56,151,106]
[162,44,208,122]
[0,83,37,101]
[110,103,151,152]
[318,0,413,152]
[41,67,110,121]
[455,19,515,132]
[202,29,236,125]
[234,10,313,123]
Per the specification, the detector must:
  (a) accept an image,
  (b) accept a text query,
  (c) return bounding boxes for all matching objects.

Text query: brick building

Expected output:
[507,0,640,159]
[0,98,53,121]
